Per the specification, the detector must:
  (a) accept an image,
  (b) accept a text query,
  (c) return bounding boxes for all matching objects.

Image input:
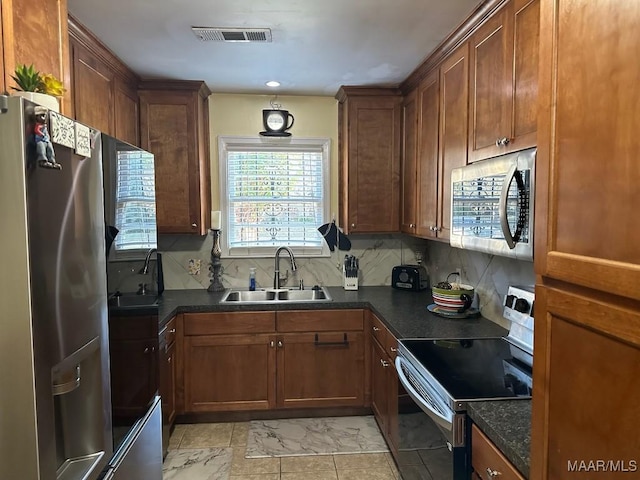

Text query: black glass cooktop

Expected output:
[400,338,532,401]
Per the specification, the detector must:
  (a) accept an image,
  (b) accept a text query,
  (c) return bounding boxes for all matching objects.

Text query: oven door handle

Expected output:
[395,356,453,430]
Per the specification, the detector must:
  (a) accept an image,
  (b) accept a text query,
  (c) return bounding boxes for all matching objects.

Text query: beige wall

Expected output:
[208,93,339,218]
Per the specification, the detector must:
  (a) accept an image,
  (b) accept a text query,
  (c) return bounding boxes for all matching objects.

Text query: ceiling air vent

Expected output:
[191,27,272,43]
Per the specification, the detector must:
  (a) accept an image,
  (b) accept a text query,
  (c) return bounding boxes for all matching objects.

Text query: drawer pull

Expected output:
[389,347,397,353]
[486,467,502,479]
[314,333,349,347]
[380,359,389,368]
[372,326,380,332]
[170,328,176,334]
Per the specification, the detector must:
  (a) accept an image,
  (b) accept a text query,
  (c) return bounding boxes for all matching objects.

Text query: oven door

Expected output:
[394,357,469,480]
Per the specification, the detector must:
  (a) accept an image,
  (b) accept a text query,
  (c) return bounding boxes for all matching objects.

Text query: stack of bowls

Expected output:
[432,281,474,313]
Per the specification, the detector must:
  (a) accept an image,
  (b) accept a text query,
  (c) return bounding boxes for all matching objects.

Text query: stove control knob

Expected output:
[514,298,530,314]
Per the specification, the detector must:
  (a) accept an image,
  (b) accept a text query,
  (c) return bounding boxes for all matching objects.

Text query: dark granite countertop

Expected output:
[154,286,509,339]
[115,285,528,474]
[467,400,532,478]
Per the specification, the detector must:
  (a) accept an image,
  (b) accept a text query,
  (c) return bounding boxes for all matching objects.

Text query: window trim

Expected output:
[218,135,331,258]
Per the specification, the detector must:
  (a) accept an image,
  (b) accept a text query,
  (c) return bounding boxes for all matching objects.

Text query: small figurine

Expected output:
[33,106,61,169]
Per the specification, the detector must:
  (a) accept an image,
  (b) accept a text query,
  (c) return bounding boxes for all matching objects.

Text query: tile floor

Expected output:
[164,422,401,480]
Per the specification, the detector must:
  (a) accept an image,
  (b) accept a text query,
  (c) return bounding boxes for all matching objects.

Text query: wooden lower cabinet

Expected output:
[472,424,524,480]
[109,315,159,418]
[369,312,399,454]
[159,316,177,455]
[277,331,365,408]
[184,333,276,412]
[181,309,366,414]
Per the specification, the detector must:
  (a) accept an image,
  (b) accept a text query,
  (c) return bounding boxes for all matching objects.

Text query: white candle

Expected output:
[211,211,221,230]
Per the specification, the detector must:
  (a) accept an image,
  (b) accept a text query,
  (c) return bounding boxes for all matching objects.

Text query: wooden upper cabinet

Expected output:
[468,0,539,162]
[139,82,211,234]
[336,87,402,234]
[400,89,418,234]
[71,41,114,134]
[2,0,71,112]
[534,0,640,298]
[114,79,139,146]
[68,17,140,143]
[415,71,440,238]
[438,43,469,241]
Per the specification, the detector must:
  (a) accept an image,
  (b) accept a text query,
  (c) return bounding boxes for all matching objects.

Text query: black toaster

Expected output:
[391,264,429,291]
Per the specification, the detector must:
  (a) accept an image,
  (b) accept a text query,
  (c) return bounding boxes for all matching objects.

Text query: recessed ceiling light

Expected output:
[266,81,280,88]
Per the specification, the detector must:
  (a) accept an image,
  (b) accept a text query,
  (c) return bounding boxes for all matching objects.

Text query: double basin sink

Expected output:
[221,286,332,304]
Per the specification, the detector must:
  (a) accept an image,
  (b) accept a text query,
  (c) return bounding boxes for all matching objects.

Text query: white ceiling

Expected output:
[67,0,482,96]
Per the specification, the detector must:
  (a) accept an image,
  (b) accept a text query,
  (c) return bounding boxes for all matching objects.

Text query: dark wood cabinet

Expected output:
[532,1,640,477]
[182,309,366,413]
[68,17,140,144]
[400,89,418,235]
[182,311,276,412]
[436,43,469,241]
[468,0,539,162]
[416,70,440,238]
[109,315,159,417]
[276,309,365,409]
[369,312,399,454]
[1,0,70,113]
[336,87,402,234]
[472,424,525,480]
[159,316,177,456]
[138,81,211,234]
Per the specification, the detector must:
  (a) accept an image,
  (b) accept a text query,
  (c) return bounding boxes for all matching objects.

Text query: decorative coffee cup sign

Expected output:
[260,109,294,137]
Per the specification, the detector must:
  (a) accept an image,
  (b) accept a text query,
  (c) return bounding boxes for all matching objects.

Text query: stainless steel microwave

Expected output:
[450,148,535,261]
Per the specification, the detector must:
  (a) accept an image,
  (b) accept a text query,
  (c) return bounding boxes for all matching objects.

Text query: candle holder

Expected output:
[207,229,225,292]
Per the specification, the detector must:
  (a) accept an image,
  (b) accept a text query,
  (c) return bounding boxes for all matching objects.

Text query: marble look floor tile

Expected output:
[162,448,232,480]
[280,455,336,472]
[336,467,395,480]
[384,453,400,480]
[229,475,280,480]
[246,416,388,458]
[170,424,188,450]
[231,449,281,476]
[281,472,337,480]
[179,423,234,449]
[231,422,250,446]
[333,453,390,471]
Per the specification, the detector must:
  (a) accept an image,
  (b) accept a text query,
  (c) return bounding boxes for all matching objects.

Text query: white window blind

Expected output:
[219,137,330,257]
[114,150,157,251]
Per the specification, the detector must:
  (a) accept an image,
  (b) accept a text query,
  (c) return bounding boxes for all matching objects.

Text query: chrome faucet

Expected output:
[139,248,158,275]
[273,246,297,289]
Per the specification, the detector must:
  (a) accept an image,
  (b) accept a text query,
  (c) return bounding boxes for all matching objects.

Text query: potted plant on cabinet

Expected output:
[11,64,65,112]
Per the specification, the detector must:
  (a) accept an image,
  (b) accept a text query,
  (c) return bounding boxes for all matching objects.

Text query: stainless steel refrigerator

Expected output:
[0,96,162,480]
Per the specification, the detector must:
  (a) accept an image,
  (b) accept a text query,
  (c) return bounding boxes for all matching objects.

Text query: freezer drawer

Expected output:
[102,396,163,479]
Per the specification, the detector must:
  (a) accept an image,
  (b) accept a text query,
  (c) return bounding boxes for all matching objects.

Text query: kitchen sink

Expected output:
[220,286,332,304]
[108,293,159,308]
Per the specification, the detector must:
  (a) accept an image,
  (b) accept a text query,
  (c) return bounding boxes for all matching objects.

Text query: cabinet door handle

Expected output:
[372,326,380,332]
[351,223,356,229]
[168,357,172,364]
[485,467,502,479]
[389,347,397,353]
[170,328,176,334]
[277,340,283,348]
[144,347,150,354]
[380,359,390,368]
[191,222,197,228]
[270,341,275,348]
[495,137,510,147]
[314,333,349,347]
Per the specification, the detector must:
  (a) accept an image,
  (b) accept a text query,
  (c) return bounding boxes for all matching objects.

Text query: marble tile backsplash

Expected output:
[153,233,535,329]
[157,233,430,291]
[423,241,536,329]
